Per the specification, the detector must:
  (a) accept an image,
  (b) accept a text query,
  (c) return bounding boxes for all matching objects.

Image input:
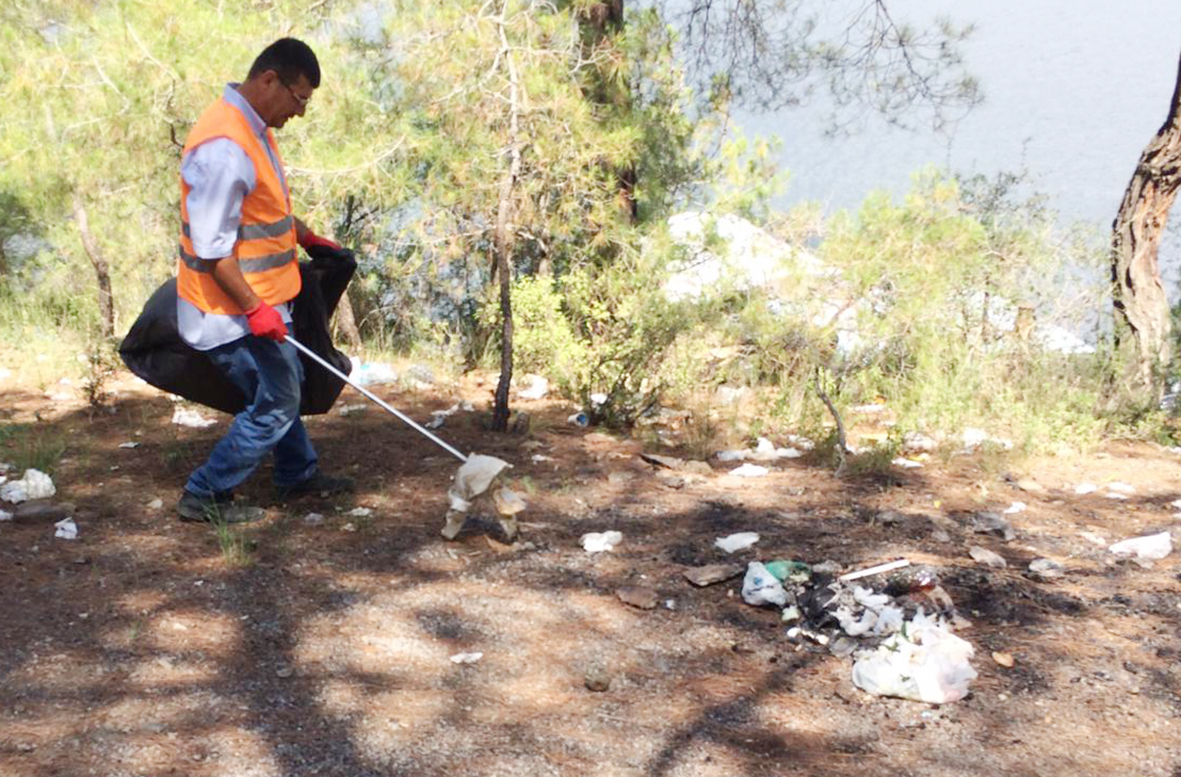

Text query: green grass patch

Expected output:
[0,423,68,474]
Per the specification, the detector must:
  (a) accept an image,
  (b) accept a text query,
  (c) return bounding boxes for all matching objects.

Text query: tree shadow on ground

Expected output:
[1,386,1179,776]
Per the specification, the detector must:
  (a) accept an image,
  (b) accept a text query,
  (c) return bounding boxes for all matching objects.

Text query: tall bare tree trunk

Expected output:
[491,3,524,433]
[1110,51,1181,401]
[72,194,115,339]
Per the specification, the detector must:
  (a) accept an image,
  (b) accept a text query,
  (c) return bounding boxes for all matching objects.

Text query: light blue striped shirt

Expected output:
[177,84,292,351]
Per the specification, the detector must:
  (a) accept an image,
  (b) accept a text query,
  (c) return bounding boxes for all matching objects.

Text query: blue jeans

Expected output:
[185,330,318,498]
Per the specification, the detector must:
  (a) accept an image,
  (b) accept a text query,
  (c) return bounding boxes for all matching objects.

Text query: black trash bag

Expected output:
[119,248,357,416]
[291,245,357,414]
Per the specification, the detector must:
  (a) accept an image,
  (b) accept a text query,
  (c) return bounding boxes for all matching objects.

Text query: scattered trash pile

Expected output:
[0,465,77,540]
[696,540,977,704]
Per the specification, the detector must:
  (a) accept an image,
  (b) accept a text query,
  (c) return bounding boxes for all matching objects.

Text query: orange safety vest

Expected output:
[177,97,300,314]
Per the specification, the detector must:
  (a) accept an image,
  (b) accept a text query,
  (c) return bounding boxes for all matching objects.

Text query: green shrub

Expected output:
[560,245,713,427]
[477,274,587,389]
[722,171,1110,455]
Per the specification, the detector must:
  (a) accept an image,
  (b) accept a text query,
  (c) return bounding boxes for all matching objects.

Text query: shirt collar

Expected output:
[223,83,267,137]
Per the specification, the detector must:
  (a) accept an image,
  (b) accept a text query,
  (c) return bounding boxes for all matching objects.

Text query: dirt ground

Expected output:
[1,366,1180,777]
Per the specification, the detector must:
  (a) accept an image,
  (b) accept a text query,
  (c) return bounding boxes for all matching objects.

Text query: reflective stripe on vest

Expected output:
[176,97,300,315]
[181,214,294,241]
[179,244,296,274]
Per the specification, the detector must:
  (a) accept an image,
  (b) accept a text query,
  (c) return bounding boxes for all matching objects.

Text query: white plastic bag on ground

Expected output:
[0,469,56,504]
[172,407,218,428]
[352,362,397,386]
[54,518,78,540]
[742,561,788,607]
[517,374,549,400]
[581,531,622,553]
[447,454,511,512]
[851,611,977,704]
[1109,531,1172,561]
[715,532,760,553]
[835,587,905,637]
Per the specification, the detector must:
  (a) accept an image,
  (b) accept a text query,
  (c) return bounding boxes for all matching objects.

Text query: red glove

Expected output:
[245,300,287,342]
[298,230,341,251]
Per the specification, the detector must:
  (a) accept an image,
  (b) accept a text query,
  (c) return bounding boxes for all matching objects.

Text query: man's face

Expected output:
[261,70,314,129]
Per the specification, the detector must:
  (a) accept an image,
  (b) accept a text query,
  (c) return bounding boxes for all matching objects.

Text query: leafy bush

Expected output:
[723,171,1110,454]
[477,274,587,387]
[559,245,712,427]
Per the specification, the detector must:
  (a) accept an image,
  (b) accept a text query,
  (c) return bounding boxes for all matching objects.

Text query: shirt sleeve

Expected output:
[181,138,257,260]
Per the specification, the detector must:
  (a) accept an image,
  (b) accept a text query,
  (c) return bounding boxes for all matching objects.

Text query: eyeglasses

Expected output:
[279,78,312,108]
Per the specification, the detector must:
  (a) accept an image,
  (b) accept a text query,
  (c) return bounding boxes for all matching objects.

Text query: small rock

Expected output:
[607,471,636,486]
[683,563,744,587]
[1028,558,1066,580]
[682,460,713,476]
[616,586,659,610]
[992,651,1015,668]
[1015,478,1045,493]
[811,560,842,575]
[657,474,686,490]
[931,528,952,543]
[13,500,73,523]
[510,412,531,434]
[584,668,612,692]
[641,453,683,470]
[147,498,164,510]
[972,511,1016,541]
[276,666,294,678]
[405,364,435,385]
[303,512,325,526]
[901,432,939,453]
[876,509,904,525]
[969,546,1008,569]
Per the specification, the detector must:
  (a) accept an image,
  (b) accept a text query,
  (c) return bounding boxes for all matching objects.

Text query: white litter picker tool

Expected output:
[285,336,521,540]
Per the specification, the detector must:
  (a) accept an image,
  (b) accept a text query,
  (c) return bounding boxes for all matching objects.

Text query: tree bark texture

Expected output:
[72,194,115,339]
[333,292,364,353]
[1110,51,1181,399]
[491,4,524,433]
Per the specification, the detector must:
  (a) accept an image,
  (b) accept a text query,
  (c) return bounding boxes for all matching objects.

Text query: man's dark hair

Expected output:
[247,38,320,89]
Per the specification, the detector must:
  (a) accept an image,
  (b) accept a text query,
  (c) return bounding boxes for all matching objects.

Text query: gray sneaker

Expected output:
[177,491,265,524]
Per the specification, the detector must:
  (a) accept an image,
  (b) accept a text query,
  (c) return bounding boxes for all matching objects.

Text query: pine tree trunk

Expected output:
[72,194,114,339]
[1110,51,1181,401]
[491,4,524,433]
